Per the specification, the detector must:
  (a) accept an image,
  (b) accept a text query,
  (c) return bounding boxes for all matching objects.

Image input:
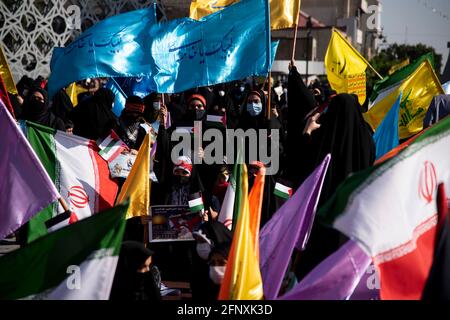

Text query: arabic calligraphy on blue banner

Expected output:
[49,0,275,97]
[149,0,274,93]
[48,6,157,98]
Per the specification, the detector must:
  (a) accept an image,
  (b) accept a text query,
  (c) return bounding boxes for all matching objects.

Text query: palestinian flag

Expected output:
[206,114,226,128]
[274,182,292,200]
[0,203,128,300]
[188,193,204,213]
[174,127,194,135]
[318,115,450,300]
[22,121,119,242]
[98,130,128,161]
[45,210,79,233]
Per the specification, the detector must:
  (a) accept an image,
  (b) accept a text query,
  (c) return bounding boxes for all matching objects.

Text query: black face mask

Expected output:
[26,99,47,115]
[173,175,190,185]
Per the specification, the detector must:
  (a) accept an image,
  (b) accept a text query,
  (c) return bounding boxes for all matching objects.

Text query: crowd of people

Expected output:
[7,59,449,301]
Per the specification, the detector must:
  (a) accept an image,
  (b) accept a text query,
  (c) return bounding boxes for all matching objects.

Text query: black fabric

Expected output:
[116,116,147,150]
[110,241,161,301]
[16,75,34,98]
[70,88,118,140]
[422,210,450,300]
[284,66,318,190]
[51,89,74,124]
[143,92,160,124]
[198,220,233,248]
[8,92,23,119]
[20,87,66,131]
[313,94,376,205]
[295,93,376,281]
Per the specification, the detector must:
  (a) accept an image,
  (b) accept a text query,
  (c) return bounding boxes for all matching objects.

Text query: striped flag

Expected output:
[274,182,292,200]
[98,130,128,162]
[23,121,119,243]
[318,115,450,299]
[189,193,204,213]
[0,203,129,300]
[0,101,60,240]
[45,210,79,233]
[218,163,264,300]
[206,114,226,128]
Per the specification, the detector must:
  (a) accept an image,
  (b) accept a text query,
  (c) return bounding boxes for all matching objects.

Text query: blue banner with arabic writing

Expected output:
[48,6,157,98]
[49,0,275,97]
[149,0,274,93]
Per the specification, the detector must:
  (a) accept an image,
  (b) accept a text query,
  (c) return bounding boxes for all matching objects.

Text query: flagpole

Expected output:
[58,197,70,212]
[267,71,272,120]
[291,0,301,62]
[333,27,384,80]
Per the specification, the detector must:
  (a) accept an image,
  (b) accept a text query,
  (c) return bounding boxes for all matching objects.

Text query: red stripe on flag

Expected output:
[88,141,119,212]
[376,219,436,300]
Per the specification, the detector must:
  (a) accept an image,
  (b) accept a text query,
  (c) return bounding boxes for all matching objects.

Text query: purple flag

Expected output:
[259,154,331,300]
[348,263,381,300]
[278,240,371,300]
[0,99,60,240]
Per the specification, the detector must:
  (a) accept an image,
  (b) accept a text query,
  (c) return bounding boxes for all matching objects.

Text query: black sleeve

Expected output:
[154,126,172,190]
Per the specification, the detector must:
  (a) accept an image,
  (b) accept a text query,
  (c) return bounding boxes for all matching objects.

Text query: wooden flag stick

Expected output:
[291,0,301,61]
[58,197,70,212]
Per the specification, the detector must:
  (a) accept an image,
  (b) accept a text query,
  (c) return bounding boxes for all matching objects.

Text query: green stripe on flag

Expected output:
[25,121,59,243]
[0,202,128,299]
[232,150,244,232]
[274,188,290,200]
[99,139,119,157]
[189,204,204,213]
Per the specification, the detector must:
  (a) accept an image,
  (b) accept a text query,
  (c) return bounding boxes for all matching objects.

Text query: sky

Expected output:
[381,0,450,73]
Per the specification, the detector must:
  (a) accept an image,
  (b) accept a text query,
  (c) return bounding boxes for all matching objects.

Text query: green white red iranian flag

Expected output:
[22,121,118,242]
[318,115,450,300]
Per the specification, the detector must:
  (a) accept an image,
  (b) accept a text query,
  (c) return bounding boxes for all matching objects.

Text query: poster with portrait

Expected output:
[148,205,202,242]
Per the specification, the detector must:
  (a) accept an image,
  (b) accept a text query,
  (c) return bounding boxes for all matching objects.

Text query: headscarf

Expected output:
[314,93,376,204]
[143,92,159,124]
[21,87,65,130]
[71,87,118,140]
[51,88,74,124]
[195,220,233,248]
[294,94,375,281]
[110,241,161,301]
[237,89,267,131]
[423,94,450,128]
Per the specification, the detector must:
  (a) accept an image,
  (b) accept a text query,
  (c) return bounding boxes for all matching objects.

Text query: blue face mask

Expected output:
[246,102,262,117]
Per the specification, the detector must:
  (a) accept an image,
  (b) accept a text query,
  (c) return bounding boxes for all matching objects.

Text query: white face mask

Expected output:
[209,266,226,285]
[196,243,211,260]
[218,90,225,97]
[153,101,161,110]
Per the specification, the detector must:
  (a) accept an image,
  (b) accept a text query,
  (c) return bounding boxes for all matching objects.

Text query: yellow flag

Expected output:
[365,60,444,139]
[190,0,300,30]
[218,164,264,300]
[388,58,410,75]
[0,45,17,95]
[115,134,151,220]
[65,82,87,107]
[325,30,370,105]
